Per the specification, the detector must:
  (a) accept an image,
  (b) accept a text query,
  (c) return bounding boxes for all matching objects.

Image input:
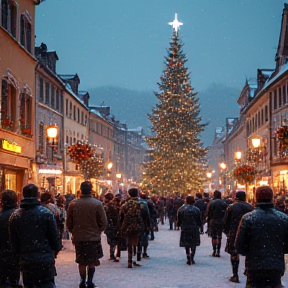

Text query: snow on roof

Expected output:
[90,109,103,117]
[263,64,288,89]
[59,74,76,80]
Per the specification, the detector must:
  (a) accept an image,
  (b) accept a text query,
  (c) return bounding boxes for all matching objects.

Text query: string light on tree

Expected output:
[142,14,207,195]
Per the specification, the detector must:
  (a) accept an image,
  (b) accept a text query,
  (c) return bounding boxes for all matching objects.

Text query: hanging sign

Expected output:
[2,140,22,153]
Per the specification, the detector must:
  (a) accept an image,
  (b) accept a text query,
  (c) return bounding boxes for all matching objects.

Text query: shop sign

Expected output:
[2,140,22,153]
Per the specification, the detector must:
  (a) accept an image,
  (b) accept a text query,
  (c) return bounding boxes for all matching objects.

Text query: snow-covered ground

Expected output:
[55,222,288,288]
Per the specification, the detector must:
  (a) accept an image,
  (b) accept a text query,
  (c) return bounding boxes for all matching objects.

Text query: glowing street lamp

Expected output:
[251,137,261,149]
[206,171,212,192]
[46,124,58,163]
[234,151,242,162]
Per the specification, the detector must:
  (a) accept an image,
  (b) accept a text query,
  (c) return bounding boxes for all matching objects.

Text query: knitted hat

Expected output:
[235,190,246,201]
[256,186,273,202]
[104,192,114,201]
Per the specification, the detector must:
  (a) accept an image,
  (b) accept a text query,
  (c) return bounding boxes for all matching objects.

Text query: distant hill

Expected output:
[88,83,240,146]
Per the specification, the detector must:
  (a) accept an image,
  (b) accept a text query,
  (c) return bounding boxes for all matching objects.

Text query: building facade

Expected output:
[0,0,41,197]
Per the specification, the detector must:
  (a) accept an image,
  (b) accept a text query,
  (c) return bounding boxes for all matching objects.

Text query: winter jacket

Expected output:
[235,202,288,274]
[104,200,120,240]
[177,204,202,247]
[66,194,107,243]
[223,200,253,254]
[0,206,18,261]
[9,198,61,266]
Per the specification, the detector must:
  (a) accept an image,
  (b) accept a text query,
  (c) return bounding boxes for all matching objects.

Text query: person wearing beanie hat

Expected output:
[206,190,228,257]
[0,190,21,287]
[177,195,202,265]
[236,186,288,288]
[120,188,150,268]
[223,190,253,283]
[103,192,120,262]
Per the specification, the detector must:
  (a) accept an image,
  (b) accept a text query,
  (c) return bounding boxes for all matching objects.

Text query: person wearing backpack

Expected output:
[120,188,149,268]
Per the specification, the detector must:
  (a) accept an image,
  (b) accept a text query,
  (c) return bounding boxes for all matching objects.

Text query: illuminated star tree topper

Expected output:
[168,13,183,34]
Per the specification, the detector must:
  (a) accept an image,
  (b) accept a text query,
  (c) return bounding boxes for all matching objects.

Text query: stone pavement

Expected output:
[55,222,288,288]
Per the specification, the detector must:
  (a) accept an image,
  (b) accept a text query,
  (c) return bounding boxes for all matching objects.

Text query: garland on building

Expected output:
[233,164,256,184]
[276,125,288,142]
[66,141,103,180]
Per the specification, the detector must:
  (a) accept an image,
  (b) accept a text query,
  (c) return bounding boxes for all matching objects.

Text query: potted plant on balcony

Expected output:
[2,117,13,131]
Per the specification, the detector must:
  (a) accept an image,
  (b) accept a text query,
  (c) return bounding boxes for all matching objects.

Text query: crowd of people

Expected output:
[1,183,288,288]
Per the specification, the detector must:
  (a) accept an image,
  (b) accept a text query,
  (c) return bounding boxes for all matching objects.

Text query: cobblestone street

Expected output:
[53,222,288,288]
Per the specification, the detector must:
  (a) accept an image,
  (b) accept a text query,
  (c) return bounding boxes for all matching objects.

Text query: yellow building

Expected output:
[0,0,41,196]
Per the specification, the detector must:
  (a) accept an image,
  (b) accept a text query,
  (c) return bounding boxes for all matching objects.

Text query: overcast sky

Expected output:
[36,1,283,93]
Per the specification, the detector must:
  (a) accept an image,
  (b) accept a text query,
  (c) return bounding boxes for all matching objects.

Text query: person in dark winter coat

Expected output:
[9,184,61,288]
[173,196,184,230]
[66,181,107,288]
[177,195,202,265]
[138,193,151,260]
[223,190,254,283]
[194,193,207,234]
[235,186,288,288]
[120,188,149,268]
[0,190,21,288]
[166,197,175,230]
[103,192,120,262]
[206,190,228,257]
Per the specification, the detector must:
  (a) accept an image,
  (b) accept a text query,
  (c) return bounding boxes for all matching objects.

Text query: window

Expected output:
[69,102,72,118]
[20,13,32,53]
[81,111,84,124]
[265,105,268,122]
[73,105,76,120]
[279,87,282,107]
[59,91,63,114]
[283,85,287,105]
[20,92,32,136]
[51,85,55,109]
[1,78,17,131]
[39,78,44,102]
[261,109,264,125]
[65,99,69,116]
[77,108,80,123]
[274,90,277,110]
[45,82,50,105]
[56,88,59,111]
[258,111,260,127]
[39,122,45,153]
[1,0,17,38]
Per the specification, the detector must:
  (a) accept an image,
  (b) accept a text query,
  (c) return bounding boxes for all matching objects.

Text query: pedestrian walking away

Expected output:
[236,185,288,288]
[66,181,108,288]
[223,190,253,284]
[0,190,21,288]
[206,190,228,257]
[177,195,202,265]
[9,184,62,288]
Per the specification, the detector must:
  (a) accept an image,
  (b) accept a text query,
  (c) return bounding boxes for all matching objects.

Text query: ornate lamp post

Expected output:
[46,124,58,164]
[219,162,227,193]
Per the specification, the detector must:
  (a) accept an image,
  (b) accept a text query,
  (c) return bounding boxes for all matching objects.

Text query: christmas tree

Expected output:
[142,14,207,195]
